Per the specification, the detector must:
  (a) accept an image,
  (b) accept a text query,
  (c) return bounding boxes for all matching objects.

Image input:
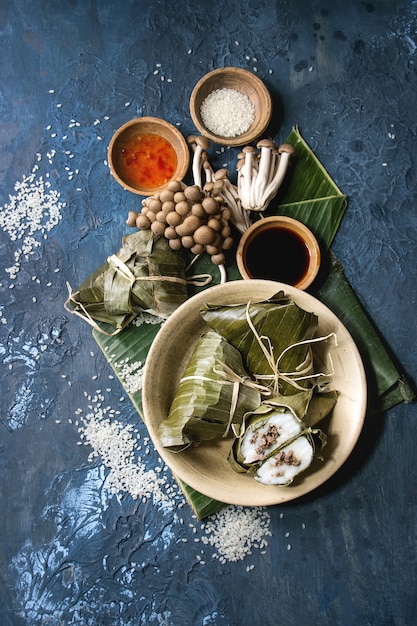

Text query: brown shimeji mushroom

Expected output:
[213,168,251,234]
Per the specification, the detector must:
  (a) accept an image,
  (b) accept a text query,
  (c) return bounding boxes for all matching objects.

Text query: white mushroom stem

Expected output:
[214,169,251,234]
[259,144,296,209]
[186,251,226,283]
[203,157,214,183]
[268,149,279,185]
[252,139,275,204]
[219,263,227,284]
[237,141,295,212]
[187,134,211,190]
[238,146,257,211]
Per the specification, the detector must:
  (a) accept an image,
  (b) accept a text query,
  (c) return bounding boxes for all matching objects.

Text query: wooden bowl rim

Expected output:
[190,67,272,147]
[236,216,321,290]
[107,116,190,196]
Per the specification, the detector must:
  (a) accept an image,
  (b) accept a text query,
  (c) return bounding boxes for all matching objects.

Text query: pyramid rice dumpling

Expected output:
[65,229,188,333]
[200,293,319,395]
[159,330,262,450]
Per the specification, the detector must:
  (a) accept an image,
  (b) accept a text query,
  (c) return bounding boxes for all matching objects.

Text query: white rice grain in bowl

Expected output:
[200,88,255,138]
[190,67,272,147]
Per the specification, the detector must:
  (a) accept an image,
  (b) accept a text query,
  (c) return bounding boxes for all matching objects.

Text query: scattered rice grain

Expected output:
[201,506,271,562]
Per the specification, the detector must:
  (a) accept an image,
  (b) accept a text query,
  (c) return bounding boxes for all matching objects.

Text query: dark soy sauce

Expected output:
[244,226,310,285]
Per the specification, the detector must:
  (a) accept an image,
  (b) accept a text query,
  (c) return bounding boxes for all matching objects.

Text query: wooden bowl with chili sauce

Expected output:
[108,117,190,196]
[190,67,272,147]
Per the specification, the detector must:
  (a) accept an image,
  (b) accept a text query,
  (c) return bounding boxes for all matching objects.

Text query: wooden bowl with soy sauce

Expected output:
[236,216,321,291]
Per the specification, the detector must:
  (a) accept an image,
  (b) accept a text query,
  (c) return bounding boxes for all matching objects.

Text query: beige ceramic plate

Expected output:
[142,280,367,506]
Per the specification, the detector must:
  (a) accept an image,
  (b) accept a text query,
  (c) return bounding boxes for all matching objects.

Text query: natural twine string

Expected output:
[243,301,337,395]
[64,254,212,336]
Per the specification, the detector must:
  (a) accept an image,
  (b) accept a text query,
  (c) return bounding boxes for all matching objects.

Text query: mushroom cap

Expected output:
[195,135,211,150]
[173,191,187,204]
[211,252,226,266]
[136,214,151,230]
[203,181,214,193]
[191,203,206,218]
[167,180,183,192]
[159,189,175,203]
[184,185,203,202]
[202,196,219,215]
[242,145,257,153]
[194,224,217,245]
[181,235,196,248]
[257,138,276,149]
[175,200,191,216]
[151,220,166,236]
[278,143,296,155]
[183,214,202,233]
[191,243,205,255]
[148,198,162,213]
[126,210,138,227]
[166,210,183,227]
[214,168,229,181]
[164,226,178,240]
[169,238,182,251]
[162,200,176,215]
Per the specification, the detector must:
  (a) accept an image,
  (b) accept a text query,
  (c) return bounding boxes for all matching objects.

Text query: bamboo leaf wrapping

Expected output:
[272,126,347,250]
[91,127,414,518]
[200,294,318,395]
[159,330,261,449]
[67,229,188,332]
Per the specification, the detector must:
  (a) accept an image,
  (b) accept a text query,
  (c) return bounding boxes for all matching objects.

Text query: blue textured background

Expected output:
[1,1,416,624]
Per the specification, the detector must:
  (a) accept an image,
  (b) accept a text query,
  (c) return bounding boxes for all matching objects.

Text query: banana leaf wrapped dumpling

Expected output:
[159,330,262,451]
[200,293,319,395]
[229,393,329,485]
[65,229,188,333]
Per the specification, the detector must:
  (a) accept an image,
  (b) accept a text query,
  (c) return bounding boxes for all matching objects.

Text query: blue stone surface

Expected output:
[1,1,416,625]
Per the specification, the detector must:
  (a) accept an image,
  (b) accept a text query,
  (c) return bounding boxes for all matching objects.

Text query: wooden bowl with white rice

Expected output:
[190,67,272,147]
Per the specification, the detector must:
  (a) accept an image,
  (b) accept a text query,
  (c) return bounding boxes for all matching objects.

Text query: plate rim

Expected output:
[142,279,367,506]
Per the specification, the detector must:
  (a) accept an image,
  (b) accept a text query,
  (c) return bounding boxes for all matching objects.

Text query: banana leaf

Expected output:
[65,229,188,334]
[200,293,318,396]
[91,127,414,518]
[315,252,415,411]
[272,125,347,250]
[159,330,261,449]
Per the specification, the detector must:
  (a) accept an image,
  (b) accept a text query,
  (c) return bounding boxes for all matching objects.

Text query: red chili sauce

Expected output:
[119,133,177,189]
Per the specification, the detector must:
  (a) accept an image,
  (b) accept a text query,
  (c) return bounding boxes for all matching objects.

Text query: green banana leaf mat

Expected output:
[93,127,415,519]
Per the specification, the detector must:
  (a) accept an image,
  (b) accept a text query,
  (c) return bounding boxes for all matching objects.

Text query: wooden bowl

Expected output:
[236,216,321,290]
[142,280,367,506]
[107,117,190,196]
[190,67,272,147]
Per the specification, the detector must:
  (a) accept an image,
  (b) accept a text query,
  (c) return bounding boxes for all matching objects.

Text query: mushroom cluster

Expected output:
[187,134,251,234]
[126,179,233,266]
[125,134,296,276]
[237,140,296,213]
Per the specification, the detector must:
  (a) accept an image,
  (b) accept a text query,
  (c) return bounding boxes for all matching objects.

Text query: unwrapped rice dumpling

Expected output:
[228,396,328,485]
